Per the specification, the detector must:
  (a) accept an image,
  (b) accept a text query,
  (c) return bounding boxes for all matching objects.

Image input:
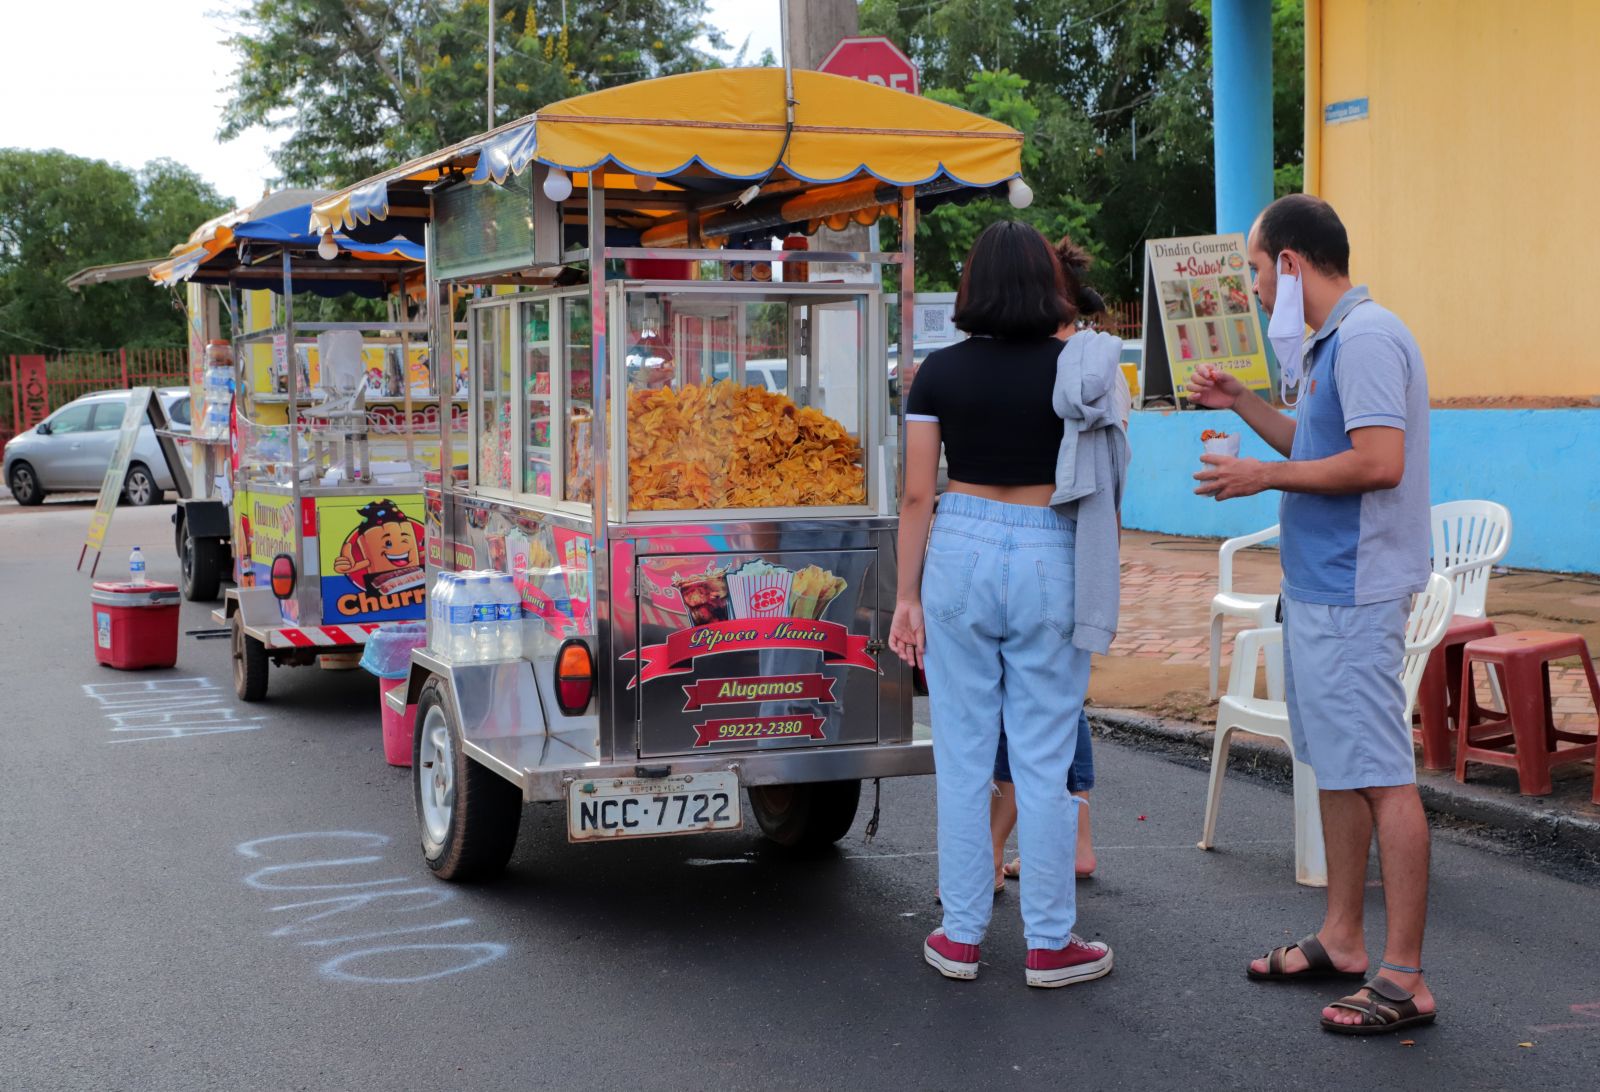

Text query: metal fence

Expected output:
[2,348,188,456]
[1098,301,1142,340]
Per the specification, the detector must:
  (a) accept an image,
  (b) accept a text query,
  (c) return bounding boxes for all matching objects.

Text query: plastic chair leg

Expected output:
[1291,758,1328,887]
[1198,725,1234,850]
[1208,612,1225,699]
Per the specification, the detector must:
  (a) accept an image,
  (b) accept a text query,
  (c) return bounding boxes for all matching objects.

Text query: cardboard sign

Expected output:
[316,494,427,623]
[79,388,160,574]
[1139,233,1272,406]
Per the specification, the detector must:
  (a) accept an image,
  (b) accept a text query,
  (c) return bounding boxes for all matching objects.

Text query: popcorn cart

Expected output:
[309,68,1031,878]
[148,189,463,701]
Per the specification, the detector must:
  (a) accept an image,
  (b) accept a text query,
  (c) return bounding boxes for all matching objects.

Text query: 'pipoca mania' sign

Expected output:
[681,674,838,711]
[623,618,877,688]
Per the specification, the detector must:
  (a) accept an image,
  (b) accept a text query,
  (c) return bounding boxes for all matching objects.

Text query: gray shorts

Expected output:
[1281,592,1415,790]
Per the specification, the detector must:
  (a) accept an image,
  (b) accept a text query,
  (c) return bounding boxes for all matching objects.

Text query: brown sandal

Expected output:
[1247,934,1368,982]
[1321,975,1438,1035]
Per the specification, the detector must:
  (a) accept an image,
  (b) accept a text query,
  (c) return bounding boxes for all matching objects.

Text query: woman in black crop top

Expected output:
[892,221,1115,986]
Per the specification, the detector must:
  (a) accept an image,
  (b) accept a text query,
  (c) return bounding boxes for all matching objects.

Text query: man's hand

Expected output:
[1186,363,1247,410]
[1194,454,1272,500]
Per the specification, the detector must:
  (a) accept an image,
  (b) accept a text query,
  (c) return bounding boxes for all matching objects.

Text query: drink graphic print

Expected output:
[318,496,427,623]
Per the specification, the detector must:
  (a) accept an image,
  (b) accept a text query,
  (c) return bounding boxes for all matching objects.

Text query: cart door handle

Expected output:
[865,638,886,653]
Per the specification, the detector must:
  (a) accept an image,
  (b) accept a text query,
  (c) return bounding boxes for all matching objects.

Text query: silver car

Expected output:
[3,388,188,507]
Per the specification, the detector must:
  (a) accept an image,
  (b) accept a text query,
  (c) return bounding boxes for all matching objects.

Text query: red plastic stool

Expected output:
[1455,631,1600,796]
[1413,616,1498,770]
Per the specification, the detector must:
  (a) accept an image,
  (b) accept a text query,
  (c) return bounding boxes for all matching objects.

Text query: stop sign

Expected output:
[817,36,919,95]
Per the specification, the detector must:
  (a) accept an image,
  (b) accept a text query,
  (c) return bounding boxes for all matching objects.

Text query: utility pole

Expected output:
[783,0,872,277]
[487,0,497,128]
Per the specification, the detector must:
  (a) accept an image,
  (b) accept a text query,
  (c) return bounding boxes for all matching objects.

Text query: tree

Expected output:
[220,0,729,188]
[861,0,1305,300]
[0,149,230,358]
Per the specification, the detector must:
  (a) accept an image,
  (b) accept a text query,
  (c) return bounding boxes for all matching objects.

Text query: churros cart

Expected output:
[309,68,1032,879]
[149,190,465,701]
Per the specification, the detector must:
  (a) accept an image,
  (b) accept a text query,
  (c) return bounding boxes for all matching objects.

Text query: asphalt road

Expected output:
[3,499,1598,1091]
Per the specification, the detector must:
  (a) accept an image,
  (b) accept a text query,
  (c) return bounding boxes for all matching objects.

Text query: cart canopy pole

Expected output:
[283,250,305,586]
[588,168,609,554]
[898,187,915,500]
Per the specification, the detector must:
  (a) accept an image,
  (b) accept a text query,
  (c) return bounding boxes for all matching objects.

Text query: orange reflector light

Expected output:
[270,554,296,600]
[555,638,595,716]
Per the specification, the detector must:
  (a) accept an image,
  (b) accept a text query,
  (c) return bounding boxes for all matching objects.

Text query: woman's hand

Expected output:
[1186,363,1246,410]
[889,600,926,669]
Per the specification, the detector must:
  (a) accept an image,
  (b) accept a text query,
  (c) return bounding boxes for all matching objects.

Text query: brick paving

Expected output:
[1110,545,1598,738]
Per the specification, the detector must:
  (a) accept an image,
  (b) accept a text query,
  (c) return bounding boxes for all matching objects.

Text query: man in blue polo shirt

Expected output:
[1189,195,1436,1037]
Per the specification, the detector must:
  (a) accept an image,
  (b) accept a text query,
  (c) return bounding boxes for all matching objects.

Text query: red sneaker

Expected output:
[1025,935,1113,988]
[923,929,981,980]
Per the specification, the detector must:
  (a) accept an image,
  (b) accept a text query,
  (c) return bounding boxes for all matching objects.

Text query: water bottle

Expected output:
[470,574,498,661]
[429,573,456,656]
[129,546,147,585]
[495,573,523,660]
[448,574,476,664]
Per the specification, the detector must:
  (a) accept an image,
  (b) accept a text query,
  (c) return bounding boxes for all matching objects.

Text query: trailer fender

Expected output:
[178,499,231,541]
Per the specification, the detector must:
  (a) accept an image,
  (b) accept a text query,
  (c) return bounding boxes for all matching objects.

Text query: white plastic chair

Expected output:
[1198,572,1456,887]
[1431,500,1511,618]
[1208,524,1280,698]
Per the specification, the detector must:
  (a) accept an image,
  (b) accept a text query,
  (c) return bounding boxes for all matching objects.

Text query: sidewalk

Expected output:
[1092,531,1600,874]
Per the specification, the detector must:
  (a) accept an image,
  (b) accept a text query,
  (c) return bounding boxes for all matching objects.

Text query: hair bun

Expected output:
[1076,287,1106,316]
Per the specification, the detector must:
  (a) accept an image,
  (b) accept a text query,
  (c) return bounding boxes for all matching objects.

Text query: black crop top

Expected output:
[904,335,1065,485]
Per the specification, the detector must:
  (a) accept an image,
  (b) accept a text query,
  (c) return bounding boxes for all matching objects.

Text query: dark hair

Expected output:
[1054,236,1106,324]
[1254,194,1350,276]
[952,221,1072,339]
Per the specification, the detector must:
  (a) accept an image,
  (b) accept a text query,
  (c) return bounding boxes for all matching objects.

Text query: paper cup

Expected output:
[1202,434,1241,459]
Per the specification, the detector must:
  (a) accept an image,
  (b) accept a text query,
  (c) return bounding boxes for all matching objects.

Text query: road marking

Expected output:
[235,831,508,984]
[846,839,1292,860]
[83,676,264,742]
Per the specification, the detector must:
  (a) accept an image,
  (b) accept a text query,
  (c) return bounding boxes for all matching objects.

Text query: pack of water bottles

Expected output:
[428,570,524,664]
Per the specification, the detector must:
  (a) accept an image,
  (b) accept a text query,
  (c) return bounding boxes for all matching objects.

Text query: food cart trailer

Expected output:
[309,67,1031,879]
[149,190,460,700]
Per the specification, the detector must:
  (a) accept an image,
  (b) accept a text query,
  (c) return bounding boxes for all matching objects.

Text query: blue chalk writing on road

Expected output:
[235,830,509,985]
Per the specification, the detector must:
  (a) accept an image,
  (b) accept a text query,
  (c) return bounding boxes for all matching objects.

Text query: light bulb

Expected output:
[1007,177,1034,209]
[542,166,573,202]
[316,231,339,260]
[634,173,658,192]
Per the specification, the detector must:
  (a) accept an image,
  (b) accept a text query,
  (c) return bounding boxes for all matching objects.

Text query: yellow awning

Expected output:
[311,68,1023,234]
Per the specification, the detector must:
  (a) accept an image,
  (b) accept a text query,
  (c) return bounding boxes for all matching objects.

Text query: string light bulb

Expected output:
[634,173,658,192]
[316,231,339,260]
[1007,177,1034,209]
[542,166,573,202]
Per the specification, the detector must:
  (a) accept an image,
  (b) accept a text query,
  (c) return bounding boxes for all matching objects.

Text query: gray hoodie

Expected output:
[1050,331,1130,654]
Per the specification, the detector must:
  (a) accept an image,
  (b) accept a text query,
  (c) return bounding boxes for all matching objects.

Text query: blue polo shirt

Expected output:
[1280,286,1431,606]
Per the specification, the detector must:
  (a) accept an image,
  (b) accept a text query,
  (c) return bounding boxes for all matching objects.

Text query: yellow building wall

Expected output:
[1307,0,1600,399]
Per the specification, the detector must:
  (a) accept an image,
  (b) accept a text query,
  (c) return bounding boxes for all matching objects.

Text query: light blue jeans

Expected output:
[922,493,1091,949]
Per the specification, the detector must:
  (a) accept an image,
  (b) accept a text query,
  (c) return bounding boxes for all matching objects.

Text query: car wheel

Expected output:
[7,462,45,506]
[122,463,161,507]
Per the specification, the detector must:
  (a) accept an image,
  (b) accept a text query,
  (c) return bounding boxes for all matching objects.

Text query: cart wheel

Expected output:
[747,780,861,851]
[231,612,269,702]
[180,519,225,601]
[413,679,522,882]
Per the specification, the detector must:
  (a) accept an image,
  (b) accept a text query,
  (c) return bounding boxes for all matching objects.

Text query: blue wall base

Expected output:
[1124,408,1600,574]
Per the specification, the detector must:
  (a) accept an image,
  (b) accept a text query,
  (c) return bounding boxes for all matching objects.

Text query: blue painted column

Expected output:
[1212,0,1275,236]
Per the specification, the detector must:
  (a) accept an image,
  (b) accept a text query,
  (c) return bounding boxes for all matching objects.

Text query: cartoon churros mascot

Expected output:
[334,499,425,597]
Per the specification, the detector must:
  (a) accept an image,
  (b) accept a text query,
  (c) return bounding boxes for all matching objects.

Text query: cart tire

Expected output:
[413,679,522,882]
[180,518,225,601]
[747,780,861,850]
[231,612,269,702]
[7,461,45,506]
[121,462,161,507]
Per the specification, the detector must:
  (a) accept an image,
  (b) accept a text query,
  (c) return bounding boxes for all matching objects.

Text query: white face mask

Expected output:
[1267,256,1307,406]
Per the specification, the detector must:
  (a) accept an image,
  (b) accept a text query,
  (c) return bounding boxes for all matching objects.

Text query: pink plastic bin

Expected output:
[380,676,416,767]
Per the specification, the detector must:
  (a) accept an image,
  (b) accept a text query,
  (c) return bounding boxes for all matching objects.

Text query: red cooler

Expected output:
[90,581,181,669]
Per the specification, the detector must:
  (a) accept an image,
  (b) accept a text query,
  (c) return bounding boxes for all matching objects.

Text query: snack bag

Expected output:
[1200,428,1241,459]
[787,564,848,620]
[727,559,795,620]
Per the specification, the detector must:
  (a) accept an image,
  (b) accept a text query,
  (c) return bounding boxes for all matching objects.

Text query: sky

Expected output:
[0,0,786,210]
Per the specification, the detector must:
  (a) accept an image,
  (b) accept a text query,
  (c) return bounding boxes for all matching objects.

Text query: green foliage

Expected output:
[220,0,729,188]
[0,149,230,358]
[862,0,1305,300]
